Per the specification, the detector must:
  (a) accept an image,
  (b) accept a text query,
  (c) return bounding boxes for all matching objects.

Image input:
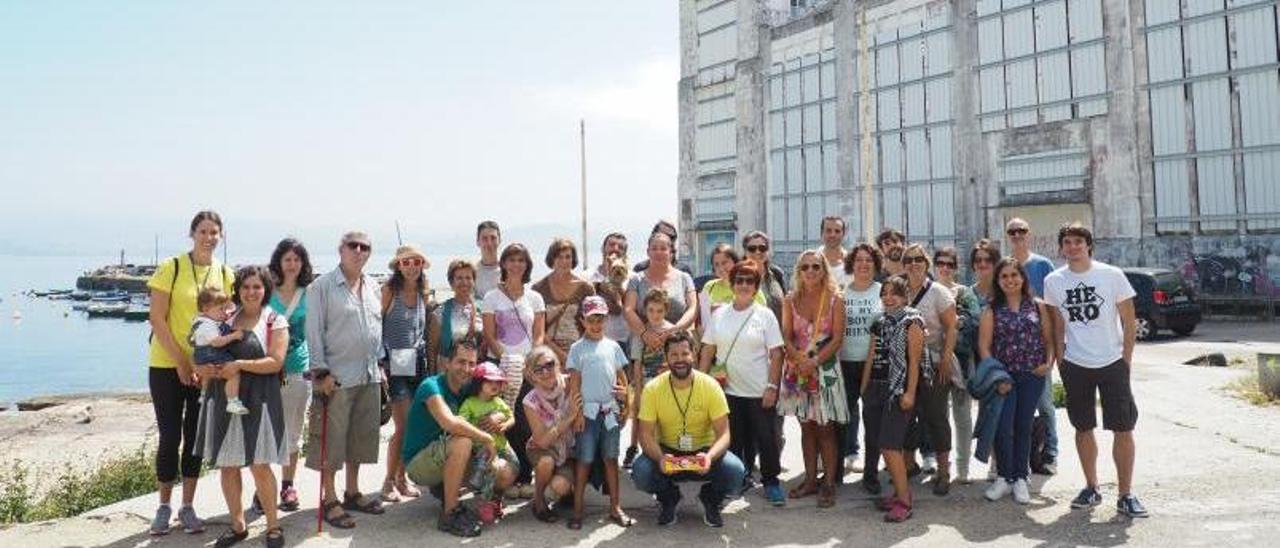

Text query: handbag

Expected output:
[710,307,755,387]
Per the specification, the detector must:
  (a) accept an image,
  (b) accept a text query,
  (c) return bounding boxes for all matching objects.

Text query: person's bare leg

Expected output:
[220,469,245,532]
[572,462,589,521]
[158,482,173,505]
[493,459,516,496]
[1114,431,1135,495]
[249,465,279,530]
[819,425,840,487]
[345,462,360,498]
[442,437,472,514]
[604,460,622,515]
[533,457,554,511]
[1076,429,1099,488]
[384,400,409,484]
[321,469,338,503]
[283,452,299,483]
[883,450,908,503]
[181,477,198,506]
[800,422,819,486]
[226,373,240,402]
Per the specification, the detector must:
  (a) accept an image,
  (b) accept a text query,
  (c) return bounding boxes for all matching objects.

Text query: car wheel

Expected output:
[1172,324,1196,337]
[1135,316,1155,341]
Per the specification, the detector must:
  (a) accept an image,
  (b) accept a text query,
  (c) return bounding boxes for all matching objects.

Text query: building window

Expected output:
[767,50,839,259]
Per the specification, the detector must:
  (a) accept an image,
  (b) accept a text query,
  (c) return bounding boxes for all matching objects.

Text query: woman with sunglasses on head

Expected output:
[698,260,786,505]
[379,245,431,503]
[482,243,546,496]
[900,243,959,496]
[777,250,847,508]
[933,247,981,484]
[521,345,582,523]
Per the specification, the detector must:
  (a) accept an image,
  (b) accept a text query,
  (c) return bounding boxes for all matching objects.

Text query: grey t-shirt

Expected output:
[474,260,502,300]
[627,270,696,326]
[910,280,956,354]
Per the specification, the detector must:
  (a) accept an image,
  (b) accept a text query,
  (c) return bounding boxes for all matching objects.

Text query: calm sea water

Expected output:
[0,252,532,403]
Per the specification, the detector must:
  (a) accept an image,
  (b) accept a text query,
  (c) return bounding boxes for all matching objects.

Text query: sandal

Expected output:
[213,527,248,548]
[817,483,836,508]
[884,498,913,523]
[609,511,636,528]
[264,527,285,548]
[380,480,402,503]
[342,492,386,515]
[533,504,559,523]
[395,478,421,498]
[788,480,819,499]
[322,500,356,529]
[567,517,583,530]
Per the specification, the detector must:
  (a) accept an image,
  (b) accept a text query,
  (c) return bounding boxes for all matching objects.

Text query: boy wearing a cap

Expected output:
[566,295,635,529]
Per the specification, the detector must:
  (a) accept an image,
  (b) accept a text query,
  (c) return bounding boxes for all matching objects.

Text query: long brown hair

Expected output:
[990,257,1033,310]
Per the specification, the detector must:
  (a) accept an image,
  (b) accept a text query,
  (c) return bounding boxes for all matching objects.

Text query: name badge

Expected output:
[677,433,694,451]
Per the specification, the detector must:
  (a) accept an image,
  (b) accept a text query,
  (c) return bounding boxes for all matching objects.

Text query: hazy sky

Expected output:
[0,1,678,257]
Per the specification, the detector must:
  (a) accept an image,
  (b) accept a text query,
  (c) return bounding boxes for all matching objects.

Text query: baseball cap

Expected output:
[472,362,506,383]
[581,295,609,316]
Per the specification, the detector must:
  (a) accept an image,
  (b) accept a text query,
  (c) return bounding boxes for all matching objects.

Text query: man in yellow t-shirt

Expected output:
[631,331,744,528]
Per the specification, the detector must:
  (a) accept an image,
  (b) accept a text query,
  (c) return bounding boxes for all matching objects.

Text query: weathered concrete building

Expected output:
[677,0,1280,299]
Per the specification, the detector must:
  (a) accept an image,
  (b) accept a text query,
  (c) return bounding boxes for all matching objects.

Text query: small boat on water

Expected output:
[86,302,129,318]
[91,290,132,303]
[122,305,150,322]
[70,290,92,301]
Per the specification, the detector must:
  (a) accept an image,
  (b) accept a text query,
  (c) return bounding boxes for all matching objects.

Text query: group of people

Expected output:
[144,211,1147,546]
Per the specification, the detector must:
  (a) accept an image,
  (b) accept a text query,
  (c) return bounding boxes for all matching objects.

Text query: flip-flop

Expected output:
[789,481,819,499]
[342,492,386,515]
[213,527,248,548]
[609,511,636,528]
[322,500,356,529]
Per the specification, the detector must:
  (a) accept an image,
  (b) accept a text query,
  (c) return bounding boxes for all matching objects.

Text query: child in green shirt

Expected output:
[459,362,516,523]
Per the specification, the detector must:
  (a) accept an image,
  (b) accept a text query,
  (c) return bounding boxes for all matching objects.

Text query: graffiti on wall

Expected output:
[1177,245,1280,298]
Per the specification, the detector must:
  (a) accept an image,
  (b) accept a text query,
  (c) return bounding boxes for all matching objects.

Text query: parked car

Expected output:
[1122,268,1202,341]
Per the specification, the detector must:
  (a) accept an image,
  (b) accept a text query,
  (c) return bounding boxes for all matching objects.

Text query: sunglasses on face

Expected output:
[533,361,557,374]
[798,263,822,272]
[1006,228,1029,236]
[745,244,769,253]
[903,256,928,264]
[399,258,424,267]
[345,242,371,253]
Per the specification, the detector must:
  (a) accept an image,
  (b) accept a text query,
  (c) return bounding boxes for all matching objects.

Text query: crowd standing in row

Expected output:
[143,211,1148,546]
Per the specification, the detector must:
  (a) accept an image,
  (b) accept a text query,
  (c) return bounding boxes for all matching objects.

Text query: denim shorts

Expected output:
[574,415,621,463]
[387,375,418,402]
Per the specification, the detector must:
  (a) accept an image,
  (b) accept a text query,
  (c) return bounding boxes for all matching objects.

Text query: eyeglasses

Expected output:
[399,258,424,267]
[903,256,928,264]
[935,261,957,268]
[345,242,371,253]
[745,244,769,253]
[532,361,557,374]
[1006,228,1029,236]
[732,276,756,286]
[798,263,822,272]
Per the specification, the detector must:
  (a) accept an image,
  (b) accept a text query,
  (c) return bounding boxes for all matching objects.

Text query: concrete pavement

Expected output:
[3,321,1279,547]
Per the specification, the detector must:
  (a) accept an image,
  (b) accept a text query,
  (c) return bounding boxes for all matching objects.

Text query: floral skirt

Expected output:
[776,359,849,425]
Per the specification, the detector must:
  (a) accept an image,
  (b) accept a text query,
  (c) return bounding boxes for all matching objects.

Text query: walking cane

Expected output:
[310,369,333,535]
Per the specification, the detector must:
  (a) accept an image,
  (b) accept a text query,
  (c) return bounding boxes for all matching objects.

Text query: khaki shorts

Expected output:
[406,436,460,488]
[304,383,380,471]
[527,447,573,482]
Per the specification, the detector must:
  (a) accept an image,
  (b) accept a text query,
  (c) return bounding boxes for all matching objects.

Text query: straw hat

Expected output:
[389,244,430,270]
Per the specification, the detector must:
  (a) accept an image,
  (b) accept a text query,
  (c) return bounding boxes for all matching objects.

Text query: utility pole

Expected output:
[580,119,588,269]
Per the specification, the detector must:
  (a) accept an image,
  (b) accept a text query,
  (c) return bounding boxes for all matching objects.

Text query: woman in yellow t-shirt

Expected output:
[145,210,235,536]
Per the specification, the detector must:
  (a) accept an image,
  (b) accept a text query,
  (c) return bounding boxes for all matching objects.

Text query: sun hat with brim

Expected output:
[389,244,430,270]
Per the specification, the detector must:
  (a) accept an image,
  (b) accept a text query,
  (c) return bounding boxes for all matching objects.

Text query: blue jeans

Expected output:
[1036,370,1059,458]
[996,371,1046,481]
[574,415,621,463]
[630,451,746,505]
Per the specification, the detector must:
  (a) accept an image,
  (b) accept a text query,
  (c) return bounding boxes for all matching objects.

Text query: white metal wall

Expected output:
[977,0,1107,132]
[1145,0,1280,233]
[767,49,839,255]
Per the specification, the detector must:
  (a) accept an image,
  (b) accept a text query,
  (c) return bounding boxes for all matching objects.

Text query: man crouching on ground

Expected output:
[403,336,518,537]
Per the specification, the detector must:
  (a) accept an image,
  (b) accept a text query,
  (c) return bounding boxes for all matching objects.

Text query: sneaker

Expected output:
[1012,479,1031,504]
[922,455,938,475]
[225,398,249,415]
[845,454,864,473]
[985,480,1012,501]
[656,491,681,526]
[1070,486,1103,509]
[177,505,204,534]
[279,485,299,512]
[699,492,724,528]
[764,483,786,507]
[957,463,971,484]
[987,466,999,482]
[149,505,172,536]
[1117,494,1150,518]
[622,446,638,469]
[1034,458,1058,476]
[438,506,481,537]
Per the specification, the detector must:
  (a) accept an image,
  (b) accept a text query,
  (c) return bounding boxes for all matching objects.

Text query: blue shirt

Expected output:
[1023,253,1055,298]
[268,291,309,375]
[402,373,468,462]
[305,268,383,387]
[567,337,628,421]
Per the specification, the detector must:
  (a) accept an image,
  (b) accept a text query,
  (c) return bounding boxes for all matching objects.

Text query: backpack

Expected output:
[149,255,234,343]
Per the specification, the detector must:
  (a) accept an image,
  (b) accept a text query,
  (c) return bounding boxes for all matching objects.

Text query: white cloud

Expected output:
[531,57,679,134]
